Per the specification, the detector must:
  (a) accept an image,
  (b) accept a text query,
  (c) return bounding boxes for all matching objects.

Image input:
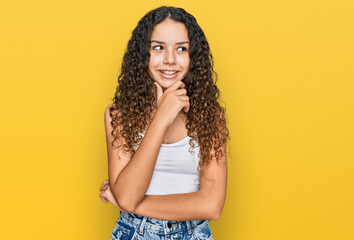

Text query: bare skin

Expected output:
[100,80,227,221]
[99,19,227,221]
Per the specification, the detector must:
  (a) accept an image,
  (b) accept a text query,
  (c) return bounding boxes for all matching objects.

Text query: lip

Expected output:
[158,70,179,79]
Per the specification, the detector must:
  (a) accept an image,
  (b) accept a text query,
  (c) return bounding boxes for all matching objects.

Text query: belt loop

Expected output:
[186,221,192,234]
[138,216,147,235]
[162,220,169,235]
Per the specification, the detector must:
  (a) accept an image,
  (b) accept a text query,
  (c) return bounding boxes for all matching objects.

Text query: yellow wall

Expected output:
[1,0,353,239]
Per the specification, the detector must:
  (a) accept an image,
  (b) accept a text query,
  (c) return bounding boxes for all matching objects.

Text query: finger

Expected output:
[100,182,109,192]
[183,100,190,113]
[174,88,187,96]
[165,80,185,93]
[100,197,108,203]
[178,95,189,101]
[100,180,109,191]
[177,96,189,112]
[100,183,108,192]
[102,184,109,191]
[99,193,108,203]
[154,82,163,101]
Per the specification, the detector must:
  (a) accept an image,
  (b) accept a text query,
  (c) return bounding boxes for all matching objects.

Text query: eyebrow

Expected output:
[150,40,190,45]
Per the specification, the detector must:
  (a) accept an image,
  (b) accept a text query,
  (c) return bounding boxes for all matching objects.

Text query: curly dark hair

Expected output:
[109,6,230,172]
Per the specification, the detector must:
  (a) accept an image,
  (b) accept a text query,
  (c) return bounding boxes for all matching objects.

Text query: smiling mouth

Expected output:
[159,70,178,75]
[158,70,179,79]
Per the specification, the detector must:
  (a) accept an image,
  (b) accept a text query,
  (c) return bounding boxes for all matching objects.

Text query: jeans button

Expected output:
[167,222,172,228]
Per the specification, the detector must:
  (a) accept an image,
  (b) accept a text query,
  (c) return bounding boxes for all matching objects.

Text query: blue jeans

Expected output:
[111,211,213,240]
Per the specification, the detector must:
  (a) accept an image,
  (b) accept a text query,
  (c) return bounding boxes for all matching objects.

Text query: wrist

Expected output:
[152,111,170,130]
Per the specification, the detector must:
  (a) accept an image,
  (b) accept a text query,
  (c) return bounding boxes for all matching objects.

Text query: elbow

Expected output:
[207,199,225,221]
[115,194,138,213]
[117,199,137,213]
[110,182,138,213]
[200,188,225,220]
[209,206,223,221]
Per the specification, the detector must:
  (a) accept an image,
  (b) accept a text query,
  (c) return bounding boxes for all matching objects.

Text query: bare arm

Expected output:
[130,110,228,221]
[131,142,227,221]
[106,107,166,212]
[106,80,190,212]
[101,138,227,221]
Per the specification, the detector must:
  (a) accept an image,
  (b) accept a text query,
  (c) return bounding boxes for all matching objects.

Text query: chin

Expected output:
[157,79,179,88]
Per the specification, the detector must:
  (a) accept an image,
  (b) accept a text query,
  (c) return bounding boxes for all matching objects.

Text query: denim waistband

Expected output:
[119,211,207,235]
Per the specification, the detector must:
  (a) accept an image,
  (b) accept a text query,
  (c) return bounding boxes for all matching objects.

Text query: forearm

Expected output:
[112,118,167,211]
[131,190,217,221]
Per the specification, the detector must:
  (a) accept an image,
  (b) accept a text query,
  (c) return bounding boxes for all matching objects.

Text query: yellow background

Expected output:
[1,0,353,239]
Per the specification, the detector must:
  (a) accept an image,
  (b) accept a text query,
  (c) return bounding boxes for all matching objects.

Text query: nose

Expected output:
[163,49,176,65]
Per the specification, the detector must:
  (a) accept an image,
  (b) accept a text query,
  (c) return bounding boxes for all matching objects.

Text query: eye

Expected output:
[152,45,163,50]
[177,46,188,52]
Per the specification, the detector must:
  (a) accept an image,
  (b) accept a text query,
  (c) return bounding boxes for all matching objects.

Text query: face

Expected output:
[148,18,190,90]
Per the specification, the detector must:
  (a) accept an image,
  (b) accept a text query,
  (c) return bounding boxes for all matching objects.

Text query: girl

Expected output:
[99,6,229,240]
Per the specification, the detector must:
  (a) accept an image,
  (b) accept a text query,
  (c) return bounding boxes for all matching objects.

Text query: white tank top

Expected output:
[135,133,200,195]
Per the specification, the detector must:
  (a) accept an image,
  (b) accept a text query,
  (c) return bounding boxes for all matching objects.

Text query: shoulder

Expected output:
[104,103,122,137]
[104,103,119,124]
[104,103,115,117]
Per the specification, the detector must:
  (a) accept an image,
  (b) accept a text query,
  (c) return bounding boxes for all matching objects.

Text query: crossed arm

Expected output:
[102,105,227,221]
